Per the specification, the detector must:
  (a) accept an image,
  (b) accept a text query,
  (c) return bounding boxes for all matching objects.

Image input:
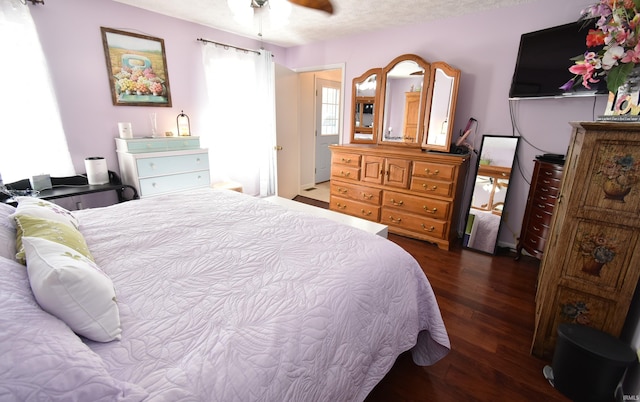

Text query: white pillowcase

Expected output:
[11,196,79,228]
[22,236,121,342]
[0,203,16,260]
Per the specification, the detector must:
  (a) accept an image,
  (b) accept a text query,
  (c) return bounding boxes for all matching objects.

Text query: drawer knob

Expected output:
[390,198,403,206]
[196,158,201,163]
[340,171,350,177]
[421,224,435,232]
[422,184,437,191]
[362,193,373,200]
[425,169,440,176]
[150,163,156,169]
[341,157,351,163]
[152,182,157,187]
[338,188,348,194]
[335,202,347,210]
[389,216,402,224]
[423,206,437,214]
[360,209,372,216]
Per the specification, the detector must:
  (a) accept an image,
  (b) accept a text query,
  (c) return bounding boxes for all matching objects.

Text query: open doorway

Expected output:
[297,68,343,203]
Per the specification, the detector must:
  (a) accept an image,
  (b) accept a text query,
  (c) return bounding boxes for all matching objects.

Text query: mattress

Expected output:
[68,189,450,401]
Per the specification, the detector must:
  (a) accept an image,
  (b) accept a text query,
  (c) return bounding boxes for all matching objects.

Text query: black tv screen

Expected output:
[509,20,608,99]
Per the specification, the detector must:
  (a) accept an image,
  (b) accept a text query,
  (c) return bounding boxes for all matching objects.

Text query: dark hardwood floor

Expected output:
[293,195,570,402]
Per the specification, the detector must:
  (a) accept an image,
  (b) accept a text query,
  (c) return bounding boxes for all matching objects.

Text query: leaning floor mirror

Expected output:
[463,135,520,254]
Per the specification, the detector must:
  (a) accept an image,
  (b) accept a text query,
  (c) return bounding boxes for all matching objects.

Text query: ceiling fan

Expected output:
[251,0,333,14]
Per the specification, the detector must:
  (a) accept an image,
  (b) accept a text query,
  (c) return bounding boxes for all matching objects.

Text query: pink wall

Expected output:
[29,0,286,176]
[30,0,597,243]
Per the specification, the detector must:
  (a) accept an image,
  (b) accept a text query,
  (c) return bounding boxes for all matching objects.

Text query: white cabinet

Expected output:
[116,137,210,198]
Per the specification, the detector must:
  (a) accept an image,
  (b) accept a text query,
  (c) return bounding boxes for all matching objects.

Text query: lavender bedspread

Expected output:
[74,189,450,401]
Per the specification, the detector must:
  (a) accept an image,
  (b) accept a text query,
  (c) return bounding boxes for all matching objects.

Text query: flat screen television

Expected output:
[509,20,608,99]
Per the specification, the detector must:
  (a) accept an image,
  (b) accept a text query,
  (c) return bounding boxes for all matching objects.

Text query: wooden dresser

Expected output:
[116,137,210,198]
[329,144,469,250]
[516,158,564,260]
[532,122,640,359]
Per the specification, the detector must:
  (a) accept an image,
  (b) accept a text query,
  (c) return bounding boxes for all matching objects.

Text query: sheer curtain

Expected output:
[0,0,74,183]
[201,44,276,197]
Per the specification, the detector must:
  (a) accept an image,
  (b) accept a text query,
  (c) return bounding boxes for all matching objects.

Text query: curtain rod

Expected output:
[197,38,261,55]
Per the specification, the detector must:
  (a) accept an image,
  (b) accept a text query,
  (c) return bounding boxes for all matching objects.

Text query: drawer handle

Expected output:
[341,157,351,163]
[422,184,438,191]
[533,226,540,231]
[338,188,348,194]
[540,196,548,201]
[390,198,404,206]
[421,224,435,232]
[535,214,543,219]
[340,171,351,177]
[529,238,538,244]
[425,169,440,176]
[423,206,437,214]
[360,209,372,216]
[544,171,552,176]
[152,182,157,188]
[150,163,156,169]
[362,193,373,200]
[541,187,549,192]
[335,203,347,210]
[538,204,545,208]
[389,216,402,224]
[196,158,201,163]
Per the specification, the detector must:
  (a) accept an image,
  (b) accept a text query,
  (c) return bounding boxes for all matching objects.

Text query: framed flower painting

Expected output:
[100,27,172,107]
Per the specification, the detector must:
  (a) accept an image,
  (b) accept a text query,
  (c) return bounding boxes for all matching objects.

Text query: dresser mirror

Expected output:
[351,68,380,144]
[378,54,430,147]
[423,62,461,152]
[463,135,520,254]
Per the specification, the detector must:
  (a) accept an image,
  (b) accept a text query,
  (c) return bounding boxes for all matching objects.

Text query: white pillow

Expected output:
[0,203,16,260]
[11,196,79,228]
[22,236,121,342]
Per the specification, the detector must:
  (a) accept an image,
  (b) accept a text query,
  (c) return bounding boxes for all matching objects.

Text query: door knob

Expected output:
[274,145,283,151]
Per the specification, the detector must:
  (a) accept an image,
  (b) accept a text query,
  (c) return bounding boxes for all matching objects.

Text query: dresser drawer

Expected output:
[522,230,547,254]
[116,137,201,153]
[409,177,453,198]
[332,152,362,168]
[381,207,447,239]
[139,170,210,197]
[331,165,360,181]
[330,196,380,221]
[330,182,381,205]
[382,191,450,220]
[412,161,455,181]
[136,152,209,178]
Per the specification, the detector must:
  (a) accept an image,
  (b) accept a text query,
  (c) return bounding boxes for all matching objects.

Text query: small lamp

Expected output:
[177,110,191,136]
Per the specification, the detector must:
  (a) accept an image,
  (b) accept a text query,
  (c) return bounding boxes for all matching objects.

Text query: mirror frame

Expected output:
[463,135,520,255]
[377,54,430,148]
[350,68,381,144]
[422,62,461,152]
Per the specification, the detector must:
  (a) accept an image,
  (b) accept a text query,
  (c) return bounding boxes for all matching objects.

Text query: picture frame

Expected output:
[100,27,172,107]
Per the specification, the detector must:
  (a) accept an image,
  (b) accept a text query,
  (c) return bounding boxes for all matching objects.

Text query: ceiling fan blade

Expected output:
[287,0,334,14]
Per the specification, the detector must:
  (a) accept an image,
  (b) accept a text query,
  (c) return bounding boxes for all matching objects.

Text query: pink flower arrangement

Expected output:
[562,0,640,93]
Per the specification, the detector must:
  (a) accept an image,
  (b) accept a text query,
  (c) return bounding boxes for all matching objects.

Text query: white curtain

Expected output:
[0,0,75,183]
[201,44,276,197]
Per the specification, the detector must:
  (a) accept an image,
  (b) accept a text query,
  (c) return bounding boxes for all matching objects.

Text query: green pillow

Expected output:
[14,215,94,265]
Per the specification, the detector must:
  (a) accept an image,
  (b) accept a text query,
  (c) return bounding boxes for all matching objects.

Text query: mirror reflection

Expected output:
[380,57,427,145]
[426,69,455,147]
[352,69,379,143]
[463,135,520,254]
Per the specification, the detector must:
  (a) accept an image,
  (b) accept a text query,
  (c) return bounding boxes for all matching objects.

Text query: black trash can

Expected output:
[551,323,637,402]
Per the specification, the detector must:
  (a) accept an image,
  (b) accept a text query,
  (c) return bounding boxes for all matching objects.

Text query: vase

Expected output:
[582,259,605,276]
[603,178,632,202]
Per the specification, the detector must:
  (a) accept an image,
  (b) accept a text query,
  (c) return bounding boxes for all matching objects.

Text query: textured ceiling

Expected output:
[114,0,541,48]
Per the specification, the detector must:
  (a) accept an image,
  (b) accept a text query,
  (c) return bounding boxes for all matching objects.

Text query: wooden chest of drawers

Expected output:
[516,159,564,260]
[116,137,210,198]
[329,145,469,250]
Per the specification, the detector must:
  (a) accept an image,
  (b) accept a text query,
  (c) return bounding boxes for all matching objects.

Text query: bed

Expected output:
[0,188,450,401]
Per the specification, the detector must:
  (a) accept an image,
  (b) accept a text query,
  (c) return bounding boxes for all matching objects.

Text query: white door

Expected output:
[274,64,299,199]
[315,78,340,183]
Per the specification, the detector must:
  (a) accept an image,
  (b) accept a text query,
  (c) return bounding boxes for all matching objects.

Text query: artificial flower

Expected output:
[564,0,640,93]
